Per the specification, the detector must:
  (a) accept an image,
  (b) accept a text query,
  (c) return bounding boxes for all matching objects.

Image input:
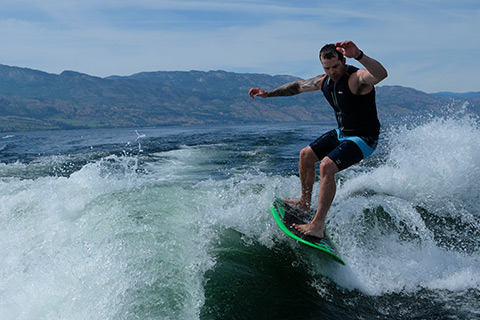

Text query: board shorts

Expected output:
[309,129,378,171]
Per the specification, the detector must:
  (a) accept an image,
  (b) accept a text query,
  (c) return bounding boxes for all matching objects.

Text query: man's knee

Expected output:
[300,146,319,165]
[319,157,338,177]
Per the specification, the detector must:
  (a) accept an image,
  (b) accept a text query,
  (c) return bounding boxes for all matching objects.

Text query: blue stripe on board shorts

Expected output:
[309,129,378,171]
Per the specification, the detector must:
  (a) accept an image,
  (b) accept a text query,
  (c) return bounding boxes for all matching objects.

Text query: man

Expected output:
[249,40,387,239]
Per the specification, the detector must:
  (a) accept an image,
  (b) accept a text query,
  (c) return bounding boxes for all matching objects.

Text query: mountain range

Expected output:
[0,64,478,132]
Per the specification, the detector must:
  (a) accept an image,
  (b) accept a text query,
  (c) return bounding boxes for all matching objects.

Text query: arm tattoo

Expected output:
[266,82,300,97]
[301,77,321,90]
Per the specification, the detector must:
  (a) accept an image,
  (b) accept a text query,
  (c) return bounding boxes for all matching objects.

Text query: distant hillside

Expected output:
[432,91,480,114]
[0,64,476,132]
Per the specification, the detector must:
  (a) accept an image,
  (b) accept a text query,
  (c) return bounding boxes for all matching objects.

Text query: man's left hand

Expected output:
[335,41,361,59]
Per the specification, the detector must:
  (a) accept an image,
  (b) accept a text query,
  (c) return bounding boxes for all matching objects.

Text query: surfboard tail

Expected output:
[271,198,345,265]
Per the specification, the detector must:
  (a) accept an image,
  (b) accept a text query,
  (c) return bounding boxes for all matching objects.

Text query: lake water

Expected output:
[1,115,479,319]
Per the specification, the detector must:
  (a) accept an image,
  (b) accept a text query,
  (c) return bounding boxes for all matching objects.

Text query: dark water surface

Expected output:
[1,118,479,319]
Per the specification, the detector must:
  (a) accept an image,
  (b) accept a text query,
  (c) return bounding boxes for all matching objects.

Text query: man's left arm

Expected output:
[335,41,388,86]
[355,54,388,86]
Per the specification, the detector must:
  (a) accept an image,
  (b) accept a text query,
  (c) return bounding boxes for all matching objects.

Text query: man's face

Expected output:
[321,56,346,82]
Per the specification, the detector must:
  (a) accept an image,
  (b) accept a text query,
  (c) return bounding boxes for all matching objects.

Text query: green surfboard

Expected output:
[270,198,345,265]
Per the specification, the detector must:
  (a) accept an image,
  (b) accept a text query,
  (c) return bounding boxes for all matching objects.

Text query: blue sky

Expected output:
[0,0,478,93]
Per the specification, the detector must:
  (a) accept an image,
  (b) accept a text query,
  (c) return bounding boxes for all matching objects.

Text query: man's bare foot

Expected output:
[283,199,310,212]
[293,223,324,239]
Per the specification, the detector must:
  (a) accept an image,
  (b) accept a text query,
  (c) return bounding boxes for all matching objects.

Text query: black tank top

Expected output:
[321,65,380,137]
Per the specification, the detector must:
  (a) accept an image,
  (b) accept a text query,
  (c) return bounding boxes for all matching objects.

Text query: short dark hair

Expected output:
[319,44,344,61]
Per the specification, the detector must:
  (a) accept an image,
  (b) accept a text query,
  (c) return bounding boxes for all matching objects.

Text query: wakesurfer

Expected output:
[249,41,388,239]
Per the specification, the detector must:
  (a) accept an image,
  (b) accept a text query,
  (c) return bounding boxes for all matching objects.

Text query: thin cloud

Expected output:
[0,0,478,92]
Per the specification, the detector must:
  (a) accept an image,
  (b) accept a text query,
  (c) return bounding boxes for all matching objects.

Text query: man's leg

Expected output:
[291,133,373,239]
[285,146,319,211]
[293,156,339,239]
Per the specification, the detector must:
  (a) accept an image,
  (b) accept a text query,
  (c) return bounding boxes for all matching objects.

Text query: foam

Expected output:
[0,155,214,319]
[316,114,480,295]
[2,117,479,318]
